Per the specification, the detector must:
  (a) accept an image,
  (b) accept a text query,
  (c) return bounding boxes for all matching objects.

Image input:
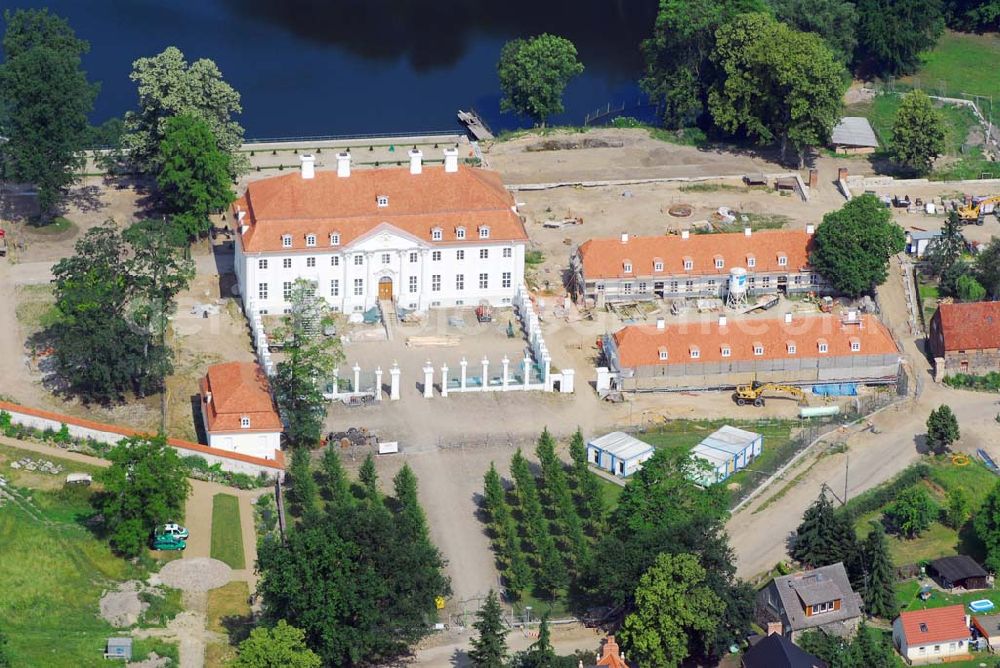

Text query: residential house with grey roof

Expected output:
[756,562,863,641]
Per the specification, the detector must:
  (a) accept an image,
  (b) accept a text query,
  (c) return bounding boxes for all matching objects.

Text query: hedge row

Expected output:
[943,373,1000,392]
[838,462,932,519]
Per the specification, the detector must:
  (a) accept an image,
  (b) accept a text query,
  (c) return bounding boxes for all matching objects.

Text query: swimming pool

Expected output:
[969,599,995,613]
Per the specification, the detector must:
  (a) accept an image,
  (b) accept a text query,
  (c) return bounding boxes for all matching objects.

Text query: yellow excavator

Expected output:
[732,380,806,407]
[957,196,1000,225]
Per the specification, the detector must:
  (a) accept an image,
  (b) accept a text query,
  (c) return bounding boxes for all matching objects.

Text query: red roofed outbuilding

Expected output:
[892,605,971,664]
[929,301,1000,378]
[199,361,282,460]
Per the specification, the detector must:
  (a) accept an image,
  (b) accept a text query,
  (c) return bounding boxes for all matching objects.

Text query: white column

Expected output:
[374,366,383,401]
[502,356,510,391]
[523,355,531,390]
[423,360,434,398]
[331,368,339,398]
[460,357,468,391]
[543,355,553,392]
[353,363,361,393]
[481,356,490,392]
[440,364,449,397]
[389,362,401,401]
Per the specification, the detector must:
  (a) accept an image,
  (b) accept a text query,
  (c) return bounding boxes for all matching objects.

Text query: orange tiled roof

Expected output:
[898,605,969,645]
[612,314,898,368]
[577,229,814,280]
[595,635,628,668]
[934,301,1000,351]
[234,165,527,253]
[199,362,282,434]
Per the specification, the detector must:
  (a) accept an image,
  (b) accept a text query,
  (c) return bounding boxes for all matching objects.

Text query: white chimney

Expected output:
[409,148,423,175]
[656,317,665,330]
[681,229,690,240]
[784,312,793,323]
[620,232,629,244]
[443,147,459,173]
[719,315,727,327]
[806,224,815,235]
[205,391,212,404]
[237,210,247,234]
[336,151,351,178]
[744,226,752,237]
[299,154,315,179]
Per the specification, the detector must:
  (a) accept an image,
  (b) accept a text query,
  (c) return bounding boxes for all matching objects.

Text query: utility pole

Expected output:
[844,452,849,505]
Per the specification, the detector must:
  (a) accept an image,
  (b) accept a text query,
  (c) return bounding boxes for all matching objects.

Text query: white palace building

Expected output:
[232,148,528,315]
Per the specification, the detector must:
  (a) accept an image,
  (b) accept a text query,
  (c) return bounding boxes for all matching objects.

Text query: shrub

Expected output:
[611,116,643,128]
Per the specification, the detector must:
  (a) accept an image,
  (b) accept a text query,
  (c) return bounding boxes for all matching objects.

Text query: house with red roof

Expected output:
[600,312,900,391]
[892,605,971,664]
[572,227,828,306]
[199,361,282,460]
[231,149,527,315]
[929,301,1000,379]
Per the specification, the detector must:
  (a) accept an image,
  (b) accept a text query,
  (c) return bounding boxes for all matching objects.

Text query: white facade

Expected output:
[892,615,971,665]
[587,431,654,477]
[201,416,282,462]
[236,227,526,314]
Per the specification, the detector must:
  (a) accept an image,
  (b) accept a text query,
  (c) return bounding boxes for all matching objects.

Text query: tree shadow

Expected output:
[957,521,987,562]
[60,184,108,214]
[220,612,255,645]
[190,395,208,444]
[914,434,930,455]
[449,648,470,667]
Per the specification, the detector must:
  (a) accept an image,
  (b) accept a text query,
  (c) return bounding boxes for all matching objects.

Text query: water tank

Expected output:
[728,267,748,297]
[799,406,841,419]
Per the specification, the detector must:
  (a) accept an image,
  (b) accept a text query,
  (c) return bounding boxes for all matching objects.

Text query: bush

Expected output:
[840,463,931,519]
[611,116,643,128]
[943,372,1000,392]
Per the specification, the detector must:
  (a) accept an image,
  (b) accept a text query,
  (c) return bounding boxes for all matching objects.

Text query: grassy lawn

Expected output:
[592,472,623,509]
[916,272,940,327]
[897,578,1000,614]
[210,493,246,569]
[14,283,58,336]
[26,215,76,234]
[131,638,180,665]
[902,30,1000,101]
[205,581,252,667]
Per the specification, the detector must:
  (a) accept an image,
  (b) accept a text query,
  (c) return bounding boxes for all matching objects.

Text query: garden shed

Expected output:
[587,431,653,478]
[929,555,989,590]
[105,637,132,660]
[830,117,879,154]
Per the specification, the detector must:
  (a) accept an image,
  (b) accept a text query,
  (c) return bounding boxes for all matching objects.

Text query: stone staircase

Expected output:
[379,299,396,341]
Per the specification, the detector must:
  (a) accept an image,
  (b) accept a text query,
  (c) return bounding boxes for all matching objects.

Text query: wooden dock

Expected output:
[457,109,494,141]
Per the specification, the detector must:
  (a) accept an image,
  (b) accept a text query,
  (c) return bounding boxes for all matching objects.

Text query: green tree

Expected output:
[889,90,946,175]
[271,279,343,447]
[468,590,507,668]
[230,620,322,668]
[0,624,9,668]
[0,9,97,218]
[709,13,847,166]
[358,453,378,499]
[810,194,906,296]
[945,487,971,529]
[926,404,960,454]
[318,446,352,509]
[771,0,859,65]
[855,523,897,619]
[640,0,768,128]
[956,273,986,302]
[95,435,191,557]
[568,428,606,535]
[854,0,944,76]
[157,113,235,240]
[975,480,1000,573]
[792,493,857,567]
[510,448,567,597]
[122,46,247,176]
[975,237,1000,299]
[286,447,318,518]
[939,260,972,299]
[483,462,508,530]
[799,621,896,668]
[945,0,1000,30]
[524,615,557,668]
[923,211,965,277]
[884,486,936,538]
[497,34,584,126]
[483,463,532,598]
[620,552,722,668]
[535,429,588,572]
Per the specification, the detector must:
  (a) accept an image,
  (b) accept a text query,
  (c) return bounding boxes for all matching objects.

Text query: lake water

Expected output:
[2,0,659,138]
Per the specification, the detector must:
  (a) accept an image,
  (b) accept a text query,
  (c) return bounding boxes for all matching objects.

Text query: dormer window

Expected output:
[658,347,668,361]
[753,343,764,356]
[306,234,316,247]
[747,255,756,268]
[330,232,341,246]
[623,260,633,274]
[787,342,797,354]
[818,339,829,354]
[690,346,700,359]
[431,227,443,241]
[282,234,292,248]
[479,226,490,239]
[850,338,861,352]
[777,254,788,267]
[721,345,731,358]
[377,195,389,208]
[456,227,466,239]
[240,416,250,429]
[683,257,693,271]
[714,256,724,269]
[653,259,664,272]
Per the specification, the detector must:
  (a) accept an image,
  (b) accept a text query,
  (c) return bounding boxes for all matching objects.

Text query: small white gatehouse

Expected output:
[690,425,762,486]
[587,432,654,478]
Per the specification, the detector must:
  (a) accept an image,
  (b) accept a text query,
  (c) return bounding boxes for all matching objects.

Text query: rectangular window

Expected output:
[502,272,511,289]
[432,275,441,292]
[762,276,771,286]
[819,343,829,353]
[456,274,464,290]
[503,247,512,258]
[753,345,764,356]
[306,257,316,268]
[787,344,797,354]
[258,259,268,270]
[354,255,364,266]
[456,249,465,260]
[283,258,292,269]
[432,228,442,241]
[479,226,490,239]
[283,281,293,299]
[409,276,417,293]
[330,279,339,297]
[479,273,489,289]
[282,235,292,248]
[778,255,788,266]
[432,251,441,261]
[623,282,632,295]
[747,257,756,268]
[480,249,489,260]
[377,195,388,207]
[683,259,693,271]
[721,346,731,358]
[623,262,633,274]
[306,234,316,247]
[240,416,250,428]
[456,227,466,239]
[690,348,700,359]
[851,341,861,352]
[715,258,724,269]
[258,283,268,300]
[381,253,391,265]
[353,278,363,296]
[330,233,340,246]
[331,256,340,267]
[669,281,678,292]
[659,349,668,361]
[638,282,647,292]
[409,252,418,263]
[654,261,663,272]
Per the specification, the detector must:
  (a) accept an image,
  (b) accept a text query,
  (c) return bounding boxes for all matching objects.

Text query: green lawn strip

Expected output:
[131,637,180,664]
[897,578,1000,614]
[210,493,246,569]
[902,30,1000,101]
[591,472,623,509]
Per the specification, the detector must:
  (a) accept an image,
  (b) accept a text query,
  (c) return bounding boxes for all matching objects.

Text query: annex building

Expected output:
[232,149,528,315]
[928,301,1000,378]
[199,361,282,460]
[600,312,900,391]
[572,228,827,306]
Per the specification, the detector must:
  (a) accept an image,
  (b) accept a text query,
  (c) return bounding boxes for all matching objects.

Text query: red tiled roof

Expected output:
[595,636,628,668]
[234,165,527,253]
[934,301,1000,351]
[612,314,898,368]
[577,229,814,280]
[898,605,969,645]
[199,362,282,434]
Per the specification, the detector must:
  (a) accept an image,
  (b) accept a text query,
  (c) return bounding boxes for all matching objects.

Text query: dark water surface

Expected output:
[2,1,658,138]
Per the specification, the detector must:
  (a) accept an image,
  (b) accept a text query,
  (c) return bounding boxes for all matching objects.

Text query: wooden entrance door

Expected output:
[378,277,393,300]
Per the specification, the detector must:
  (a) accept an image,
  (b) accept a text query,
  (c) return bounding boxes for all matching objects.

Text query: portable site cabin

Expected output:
[105,637,132,660]
[690,425,762,486]
[587,432,654,478]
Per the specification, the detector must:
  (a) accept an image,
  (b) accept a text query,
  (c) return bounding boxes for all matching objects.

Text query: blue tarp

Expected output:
[812,383,858,396]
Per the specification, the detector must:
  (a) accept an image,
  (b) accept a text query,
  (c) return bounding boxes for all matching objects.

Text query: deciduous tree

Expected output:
[468,590,507,668]
[0,9,97,218]
[946,488,971,529]
[884,486,936,538]
[956,273,986,302]
[945,0,1000,30]
[975,480,1000,573]
[810,194,906,296]
[497,34,584,126]
[926,405,960,454]
[771,0,859,65]
[975,237,1000,299]
[620,552,722,668]
[799,621,896,668]
[889,90,946,176]
[854,0,944,76]
[230,620,322,668]
[95,435,191,557]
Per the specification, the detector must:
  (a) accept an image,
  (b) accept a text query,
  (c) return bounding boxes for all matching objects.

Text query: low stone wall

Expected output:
[0,400,285,480]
